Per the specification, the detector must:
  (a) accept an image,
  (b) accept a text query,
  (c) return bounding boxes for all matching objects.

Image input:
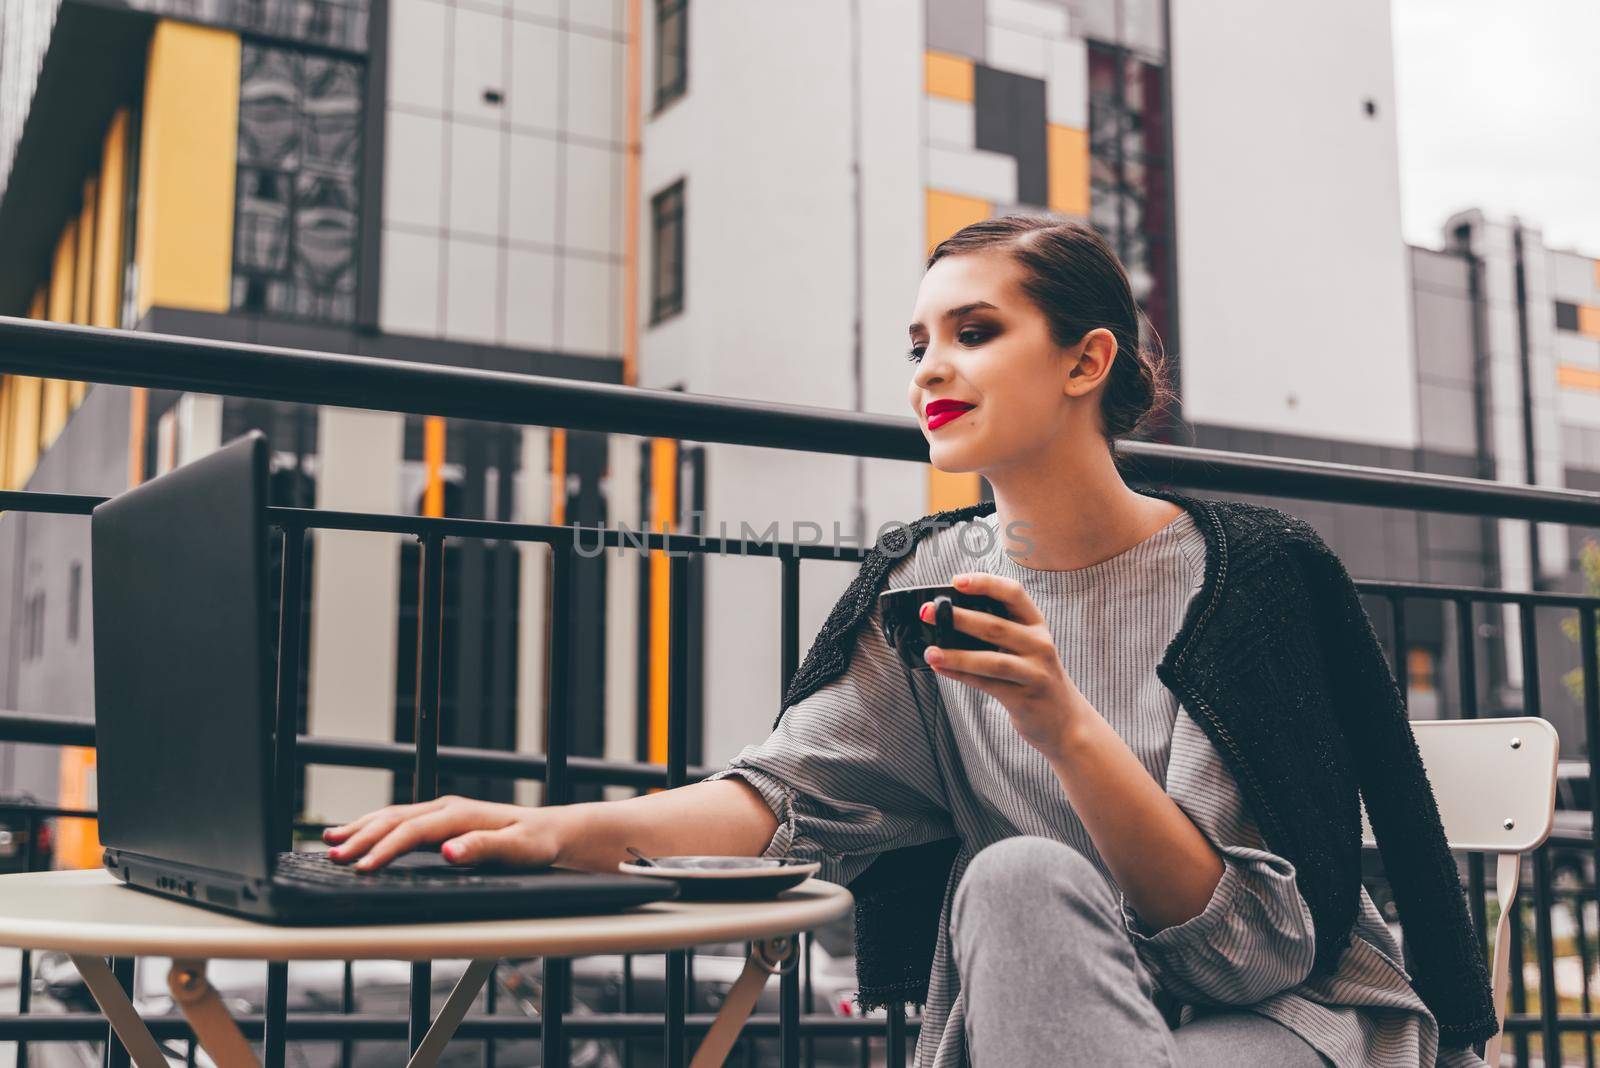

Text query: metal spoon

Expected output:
[625,846,656,867]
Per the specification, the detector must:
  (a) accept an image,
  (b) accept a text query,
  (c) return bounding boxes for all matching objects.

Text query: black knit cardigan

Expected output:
[771,487,1498,1049]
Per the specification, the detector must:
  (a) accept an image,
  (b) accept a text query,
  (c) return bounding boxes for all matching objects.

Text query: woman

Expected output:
[323,216,1495,1067]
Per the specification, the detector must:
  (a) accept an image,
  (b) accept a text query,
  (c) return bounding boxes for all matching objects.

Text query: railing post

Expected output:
[665,552,690,1068]
[266,524,307,1067]
[410,530,447,1055]
[779,554,802,1068]
[1583,603,1600,1068]
[886,1003,906,1067]
[544,544,574,1068]
[1520,603,1561,1064]
[1455,599,1489,958]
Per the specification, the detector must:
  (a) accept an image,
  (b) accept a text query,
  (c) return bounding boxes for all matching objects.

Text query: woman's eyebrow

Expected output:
[908,301,999,334]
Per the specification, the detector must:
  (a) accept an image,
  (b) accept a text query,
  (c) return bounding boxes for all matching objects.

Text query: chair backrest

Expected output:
[1359,716,1559,852]
[1357,716,1559,1066]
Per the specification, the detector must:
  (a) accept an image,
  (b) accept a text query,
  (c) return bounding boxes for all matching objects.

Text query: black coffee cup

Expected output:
[878,584,1012,673]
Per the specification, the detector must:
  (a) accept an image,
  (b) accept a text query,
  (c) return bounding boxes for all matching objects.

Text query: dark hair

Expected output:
[925,213,1174,449]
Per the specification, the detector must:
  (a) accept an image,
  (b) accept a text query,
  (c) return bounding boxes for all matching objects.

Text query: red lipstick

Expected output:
[925,398,975,431]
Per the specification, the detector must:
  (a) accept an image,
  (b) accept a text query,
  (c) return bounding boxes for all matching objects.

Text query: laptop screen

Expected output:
[91,431,277,880]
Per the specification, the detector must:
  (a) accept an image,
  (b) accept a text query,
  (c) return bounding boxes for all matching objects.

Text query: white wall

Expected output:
[638,0,930,763]
[1168,0,1417,448]
[380,0,626,358]
[303,408,405,822]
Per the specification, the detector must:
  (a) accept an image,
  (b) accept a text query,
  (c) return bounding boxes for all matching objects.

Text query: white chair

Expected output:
[1358,716,1559,1068]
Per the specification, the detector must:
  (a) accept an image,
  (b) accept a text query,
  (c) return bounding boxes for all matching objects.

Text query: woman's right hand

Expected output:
[320,795,567,871]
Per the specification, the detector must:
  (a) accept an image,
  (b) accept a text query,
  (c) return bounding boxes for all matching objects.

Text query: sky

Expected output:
[1390,0,1600,254]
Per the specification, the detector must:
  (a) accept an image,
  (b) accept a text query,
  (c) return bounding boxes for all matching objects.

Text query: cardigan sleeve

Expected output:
[1289,526,1498,1047]
[1116,707,1318,1006]
[702,587,956,890]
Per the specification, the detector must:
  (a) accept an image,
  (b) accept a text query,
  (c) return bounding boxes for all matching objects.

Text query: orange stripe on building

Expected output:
[1557,364,1600,392]
[422,416,446,517]
[925,51,974,102]
[648,437,677,767]
[1579,304,1600,340]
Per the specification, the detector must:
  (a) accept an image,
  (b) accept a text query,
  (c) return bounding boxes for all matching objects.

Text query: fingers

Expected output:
[926,659,1008,694]
[926,645,1031,685]
[351,804,513,871]
[442,824,555,868]
[921,601,1041,655]
[322,795,456,844]
[949,572,1043,625]
[326,799,476,869]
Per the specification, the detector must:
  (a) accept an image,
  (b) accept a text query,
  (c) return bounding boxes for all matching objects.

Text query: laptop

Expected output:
[91,429,677,923]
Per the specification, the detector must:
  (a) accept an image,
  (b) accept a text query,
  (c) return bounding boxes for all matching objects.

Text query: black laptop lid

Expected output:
[91,431,276,880]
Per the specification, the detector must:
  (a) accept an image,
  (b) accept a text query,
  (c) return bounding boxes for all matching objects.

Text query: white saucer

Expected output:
[617,856,821,899]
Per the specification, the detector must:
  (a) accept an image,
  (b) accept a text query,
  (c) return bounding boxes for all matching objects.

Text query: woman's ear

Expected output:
[1064,327,1118,398]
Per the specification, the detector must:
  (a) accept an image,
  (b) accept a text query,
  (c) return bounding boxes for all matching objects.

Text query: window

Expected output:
[23,591,43,661]
[1556,301,1580,332]
[1087,41,1171,349]
[232,42,363,325]
[67,562,81,643]
[655,0,688,112]
[650,178,685,324]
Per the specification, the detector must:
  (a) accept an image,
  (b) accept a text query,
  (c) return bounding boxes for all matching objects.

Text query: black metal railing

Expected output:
[1,316,1600,1066]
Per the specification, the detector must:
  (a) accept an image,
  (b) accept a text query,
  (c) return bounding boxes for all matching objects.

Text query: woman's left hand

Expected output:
[922,572,1089,760]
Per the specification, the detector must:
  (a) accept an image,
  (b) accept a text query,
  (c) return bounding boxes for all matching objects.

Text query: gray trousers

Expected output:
[949,835,1333,1067]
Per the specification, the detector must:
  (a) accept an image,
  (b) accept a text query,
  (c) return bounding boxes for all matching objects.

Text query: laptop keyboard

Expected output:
[274,849,512,887]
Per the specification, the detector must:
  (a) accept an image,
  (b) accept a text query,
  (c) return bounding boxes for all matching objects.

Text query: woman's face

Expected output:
[906,249,1112,477]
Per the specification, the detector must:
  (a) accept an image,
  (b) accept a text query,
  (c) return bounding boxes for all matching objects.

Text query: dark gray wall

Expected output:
[0,382,130,797]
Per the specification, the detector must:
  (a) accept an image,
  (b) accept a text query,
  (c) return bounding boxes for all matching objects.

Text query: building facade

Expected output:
[3,0,1600,866]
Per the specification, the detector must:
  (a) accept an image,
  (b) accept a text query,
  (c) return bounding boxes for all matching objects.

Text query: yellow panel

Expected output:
[1047,124,1090,217]
[925,188,991,257]
[1579,304,1600,340]
[27,285,46,320]
[49,221,75,322]
[8,376,42,488]
[1558,364,1600,392]
[93,108,130,329]
[74,177,96,325]
[0,377,11,490]
[40,381,70,450]
[136,20,240,319]
[128,387,148,487]
[1594,259,1600,292]
[928,467,981,512]
[925,51,974,102]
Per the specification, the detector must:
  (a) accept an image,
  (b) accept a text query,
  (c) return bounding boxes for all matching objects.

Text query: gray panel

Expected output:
[1416,380,1479,455]
[926,0,985,60]
[1422,552,1490,589]
[1382,506,1423,581]
[1409,246,1472,294]
[1421,512,1488,555]
[1416,448,1483,479]
[973,64,1048,208]
[1413,291,1477,384]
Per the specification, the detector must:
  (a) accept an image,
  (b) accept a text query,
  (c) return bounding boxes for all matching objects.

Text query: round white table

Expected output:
[0,869,853,1068]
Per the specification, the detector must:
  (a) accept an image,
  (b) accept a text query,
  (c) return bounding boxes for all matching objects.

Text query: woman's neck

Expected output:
[987,444,1184,572]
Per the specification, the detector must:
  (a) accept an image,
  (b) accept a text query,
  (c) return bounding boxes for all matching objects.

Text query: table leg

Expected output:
[168,960,261,1068]
[690,936,798,1068]
[65,954,171,1068]
[405,958,496,1068]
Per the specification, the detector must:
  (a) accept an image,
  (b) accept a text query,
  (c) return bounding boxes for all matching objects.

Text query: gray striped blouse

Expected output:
[705,508,1490,1068]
